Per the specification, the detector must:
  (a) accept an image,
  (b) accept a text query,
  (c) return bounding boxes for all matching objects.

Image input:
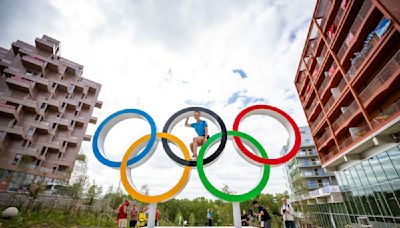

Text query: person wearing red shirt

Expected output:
[116,200,129,228]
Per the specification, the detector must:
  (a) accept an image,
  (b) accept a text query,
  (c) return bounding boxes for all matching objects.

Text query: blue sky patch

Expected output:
[232,69,247,78]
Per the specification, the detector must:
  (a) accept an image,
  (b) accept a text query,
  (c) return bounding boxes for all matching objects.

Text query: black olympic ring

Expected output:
[162,107,228,167]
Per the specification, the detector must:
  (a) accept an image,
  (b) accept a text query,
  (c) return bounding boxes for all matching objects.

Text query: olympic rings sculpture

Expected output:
[92,105,301,203]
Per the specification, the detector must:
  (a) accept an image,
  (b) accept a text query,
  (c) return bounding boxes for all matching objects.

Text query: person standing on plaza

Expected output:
[116,200,129,228]
[129,204,139,228]
[281,198,296,228]
[206,208,213,226]
[138,207,147,228]
[252,200,272,228]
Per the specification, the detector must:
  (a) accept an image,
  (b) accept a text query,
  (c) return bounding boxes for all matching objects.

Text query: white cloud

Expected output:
[0,0,315,199]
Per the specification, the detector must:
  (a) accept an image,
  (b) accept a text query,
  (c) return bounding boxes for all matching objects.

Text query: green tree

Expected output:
[174,211,183,225]
[189,212,196,226]
[86,180,103,209]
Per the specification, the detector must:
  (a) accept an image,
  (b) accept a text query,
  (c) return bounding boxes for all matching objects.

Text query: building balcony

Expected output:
[30,121,51,134]
[316,128,332,148]
[0,125,24,138]
[336,0,374,61]
[54,171,70,180]
[358,48,400,108]
[83,134,92,141]
[310,111,324,131]
[35,37,58,53]
[66,136,79,145]
[370,99,400,129]
[42,141,61,150]
[298,161,321,168]
[4,97,37,113]
[21,55,46,72]
[296,151,318,158]
[46,159,71,167]
[323,95,336,113]
[89,116,97,124]
[305,100,317,117]
[325,0,350,45]
[95,100,103,109]
[5,76,34,94]
[345,21,394,81]
[331,100,359,133]
[0,102,19,119]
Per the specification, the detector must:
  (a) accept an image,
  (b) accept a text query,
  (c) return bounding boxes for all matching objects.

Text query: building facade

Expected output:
[283,126,347,227]
[0,35,102,191]
[294,0,400,227]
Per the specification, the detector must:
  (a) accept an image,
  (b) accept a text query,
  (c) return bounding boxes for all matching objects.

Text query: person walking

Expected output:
[129,204,139,228]
[116,200,129,228]
[252,200,272,228]
[185,111,209,160]
[281,198,296,228]
[206,208,213,226]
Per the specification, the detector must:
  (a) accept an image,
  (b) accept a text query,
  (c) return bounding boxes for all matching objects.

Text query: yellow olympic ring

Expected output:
[120,132,191,203]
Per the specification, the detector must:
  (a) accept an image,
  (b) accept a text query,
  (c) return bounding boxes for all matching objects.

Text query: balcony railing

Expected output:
[371,99,400,128]
[326,2,347,44]
[337,0,372,61]
[338,124,369,150]
[311,111,324,130]
[321,146,339,164]
[359,48,400,105]
[306,99,317,117]
[331,100,359,132]
[298,161,321,167]
[323,95,336,112]
[317,128,332,147]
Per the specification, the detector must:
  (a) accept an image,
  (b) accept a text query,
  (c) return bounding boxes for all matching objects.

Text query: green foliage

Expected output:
[0,210,115,228]
[188,212,196,226]
[86,180,102,206]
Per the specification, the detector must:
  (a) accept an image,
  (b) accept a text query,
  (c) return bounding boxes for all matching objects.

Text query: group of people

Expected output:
[240,199,296,228]
[116,200,159,228]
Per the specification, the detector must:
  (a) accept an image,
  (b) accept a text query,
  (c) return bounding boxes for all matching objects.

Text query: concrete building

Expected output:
[283,126,346,227]
[294,0,400,227]
[0,35,102,191]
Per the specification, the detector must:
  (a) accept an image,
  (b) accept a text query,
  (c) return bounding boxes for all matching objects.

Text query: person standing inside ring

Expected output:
[185,111,209,160]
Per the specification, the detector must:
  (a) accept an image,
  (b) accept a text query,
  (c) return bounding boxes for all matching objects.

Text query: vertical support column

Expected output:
[232,202,242,228]
[147,203,157,228]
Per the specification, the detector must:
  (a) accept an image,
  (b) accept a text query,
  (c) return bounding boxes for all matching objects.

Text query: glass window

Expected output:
[387,146,400,176]
[381,183,400,216]
[355,162,369,186]
[364,187,382,215]
[377,152,398,181]
[349,166,363,188]
[338,171,350,190]
[344,169,356,189]
[373,185,392,216]
[369,156,387,183]
[352,190,367,215]
[362,160,378,185]
[358,188,373,215]
[343,191,355,215]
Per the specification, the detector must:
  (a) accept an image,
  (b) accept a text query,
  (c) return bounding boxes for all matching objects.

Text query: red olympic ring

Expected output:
[233,104,301,165]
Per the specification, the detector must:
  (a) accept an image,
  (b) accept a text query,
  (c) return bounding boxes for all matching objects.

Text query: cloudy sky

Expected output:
[0,0,314,199]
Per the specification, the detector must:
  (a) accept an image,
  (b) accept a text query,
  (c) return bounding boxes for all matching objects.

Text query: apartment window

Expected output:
[34,114,41,121]
[22,140,31,147]
[40,147,46,156]
[62,141,67,148]
[27,127,34,136]
[65,94,70,99]
[70,120,75,126]
[12,154,21,165]
[52,82,56,88]
[36,160,41,166]
[25,69,38,77]
[74,111,79,116]
[58,153,62,159]
[52,123,57,129]
[52,167,56,173]
[40,103,46,110]
[81,93,86,99]
[61,102,66,108]
[11,119,17,127]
